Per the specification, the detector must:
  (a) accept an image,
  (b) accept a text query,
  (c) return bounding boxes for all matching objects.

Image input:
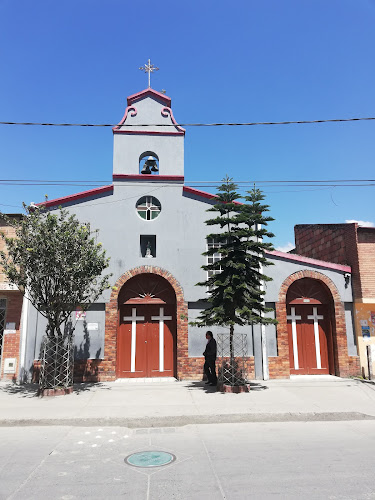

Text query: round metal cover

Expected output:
[125,451,176,468]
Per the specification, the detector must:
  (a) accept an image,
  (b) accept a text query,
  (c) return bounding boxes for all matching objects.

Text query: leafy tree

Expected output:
[0,204,112,390]
[193,176,276,381]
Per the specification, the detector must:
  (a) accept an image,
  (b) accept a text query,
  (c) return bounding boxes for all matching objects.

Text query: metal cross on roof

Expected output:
[139,59,159,88]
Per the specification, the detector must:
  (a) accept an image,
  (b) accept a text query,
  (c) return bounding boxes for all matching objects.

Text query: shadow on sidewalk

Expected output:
[0,382,111,398]
[187,381,269,394]
[0,383,39,398]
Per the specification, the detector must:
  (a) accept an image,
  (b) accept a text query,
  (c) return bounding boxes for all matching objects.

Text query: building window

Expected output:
[207,237,224,279]
[136,196,161,221]
[140,235,156,258]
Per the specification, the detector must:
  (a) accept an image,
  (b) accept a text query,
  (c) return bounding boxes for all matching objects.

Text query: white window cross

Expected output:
[123,308,145,373]
[151,307,172,372]
[287,307,302,370]
[307,307,324,369]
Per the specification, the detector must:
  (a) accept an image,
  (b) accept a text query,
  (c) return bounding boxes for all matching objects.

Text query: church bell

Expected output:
[141,156,159,174]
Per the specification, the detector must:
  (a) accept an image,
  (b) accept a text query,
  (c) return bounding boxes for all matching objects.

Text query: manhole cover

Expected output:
[125,451,176,468]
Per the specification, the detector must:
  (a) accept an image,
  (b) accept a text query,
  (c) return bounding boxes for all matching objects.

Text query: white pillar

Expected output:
[18,291,29,383]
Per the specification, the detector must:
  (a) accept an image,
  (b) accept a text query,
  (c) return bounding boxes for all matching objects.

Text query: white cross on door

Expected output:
[287,307,302,370]
[307,307,324,369]
[151,307,172,372]
[123,308,145,373]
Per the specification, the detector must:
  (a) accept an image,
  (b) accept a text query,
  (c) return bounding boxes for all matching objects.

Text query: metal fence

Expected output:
[217,332,248,386]
[39,333,74,390]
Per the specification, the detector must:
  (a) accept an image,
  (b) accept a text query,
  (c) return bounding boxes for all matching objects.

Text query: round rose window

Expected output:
[136,196,161,220]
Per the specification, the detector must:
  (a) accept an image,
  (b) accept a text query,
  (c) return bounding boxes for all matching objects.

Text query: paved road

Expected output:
[1,421,375,499]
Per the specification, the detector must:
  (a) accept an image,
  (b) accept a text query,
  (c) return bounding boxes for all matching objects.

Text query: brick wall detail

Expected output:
[357,229,375,299]
[0,292,23,381]
[294,223,362,299]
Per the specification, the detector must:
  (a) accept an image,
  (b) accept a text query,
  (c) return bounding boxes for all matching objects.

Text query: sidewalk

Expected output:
[1,376,375,427]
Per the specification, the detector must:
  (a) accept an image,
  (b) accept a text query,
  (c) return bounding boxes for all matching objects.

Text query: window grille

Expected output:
[207,238,224,279]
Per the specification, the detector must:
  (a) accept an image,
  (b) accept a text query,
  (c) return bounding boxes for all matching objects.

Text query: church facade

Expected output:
[3,87,361,382]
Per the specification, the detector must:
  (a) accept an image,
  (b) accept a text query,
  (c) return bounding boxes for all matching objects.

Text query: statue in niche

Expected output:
[145,240,153,258]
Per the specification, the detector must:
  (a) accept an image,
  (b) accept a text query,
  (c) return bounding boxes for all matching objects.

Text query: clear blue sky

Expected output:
[0,0,374,249]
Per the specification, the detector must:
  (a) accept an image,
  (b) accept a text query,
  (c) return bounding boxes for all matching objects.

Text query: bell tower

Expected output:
[112,88,185,178]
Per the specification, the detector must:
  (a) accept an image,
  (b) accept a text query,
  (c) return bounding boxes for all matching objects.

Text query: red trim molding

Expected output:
[127,88,171,107]
[267,250,351,273]
[113,129,184,137]
[37,185,113,208]
[161,107,185,134]
[113,174,184,182]
[112,106,137,133]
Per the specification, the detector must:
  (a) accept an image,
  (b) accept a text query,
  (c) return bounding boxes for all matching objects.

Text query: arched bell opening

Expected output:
[139,151,159,175]
[286,278,336,375]
[116,273,177,378]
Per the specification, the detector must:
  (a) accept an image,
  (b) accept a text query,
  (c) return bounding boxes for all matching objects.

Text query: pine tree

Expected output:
[194,176,277,381]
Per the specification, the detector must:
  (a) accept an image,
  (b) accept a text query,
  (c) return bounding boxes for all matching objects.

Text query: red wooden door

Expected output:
[117,304,176,378]
[288,305,331,375]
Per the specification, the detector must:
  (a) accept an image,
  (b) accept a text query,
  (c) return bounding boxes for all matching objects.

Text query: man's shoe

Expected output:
[205,381,211,385]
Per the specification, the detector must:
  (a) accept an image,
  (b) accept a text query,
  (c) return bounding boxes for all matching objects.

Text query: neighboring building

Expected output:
[295,223,375,376]
[4,87,361,382]
[0,215,24,381]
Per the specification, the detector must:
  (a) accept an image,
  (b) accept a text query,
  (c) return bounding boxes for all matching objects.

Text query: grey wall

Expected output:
[24,304,106,381]
[264,255,352,303]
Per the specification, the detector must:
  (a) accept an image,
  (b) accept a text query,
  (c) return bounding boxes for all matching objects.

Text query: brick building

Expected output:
[295,223,375,376]
[0,215,24,381]
[4,87,361,382]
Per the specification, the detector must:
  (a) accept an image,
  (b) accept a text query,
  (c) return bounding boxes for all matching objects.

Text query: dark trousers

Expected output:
[204,357,217,384]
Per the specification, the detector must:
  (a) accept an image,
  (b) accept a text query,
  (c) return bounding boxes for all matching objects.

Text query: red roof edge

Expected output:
[183,186,216,201]
[127,88,171,107]
[36,185,113,208]
[183,186,242,205]
[266,250,351,273]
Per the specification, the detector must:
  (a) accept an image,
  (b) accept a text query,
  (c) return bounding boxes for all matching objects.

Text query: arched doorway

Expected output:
[286,278,335,375]
[116,274,177,378]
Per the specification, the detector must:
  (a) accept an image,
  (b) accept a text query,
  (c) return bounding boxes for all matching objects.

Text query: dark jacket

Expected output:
[203,338,217,360]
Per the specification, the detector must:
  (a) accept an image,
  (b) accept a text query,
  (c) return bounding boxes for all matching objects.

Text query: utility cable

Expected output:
[0,117,374,127]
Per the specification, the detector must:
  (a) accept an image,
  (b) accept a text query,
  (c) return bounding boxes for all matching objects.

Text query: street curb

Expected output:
[0,412,374,427]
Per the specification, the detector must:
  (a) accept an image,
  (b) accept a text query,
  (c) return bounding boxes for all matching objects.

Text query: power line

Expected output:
[0,178,374,187]
[0,117,375,128]
[0,178,374,183]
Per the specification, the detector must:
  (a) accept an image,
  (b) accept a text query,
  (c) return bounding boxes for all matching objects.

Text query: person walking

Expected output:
[203,331,217,386]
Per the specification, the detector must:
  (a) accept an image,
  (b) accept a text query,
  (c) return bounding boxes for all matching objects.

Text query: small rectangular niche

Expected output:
[140,235,156,258]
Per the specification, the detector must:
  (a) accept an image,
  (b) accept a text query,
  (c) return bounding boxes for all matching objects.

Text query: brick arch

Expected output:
[278,269,341,305]
[101,266,188,381]
[269,269,360,379]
